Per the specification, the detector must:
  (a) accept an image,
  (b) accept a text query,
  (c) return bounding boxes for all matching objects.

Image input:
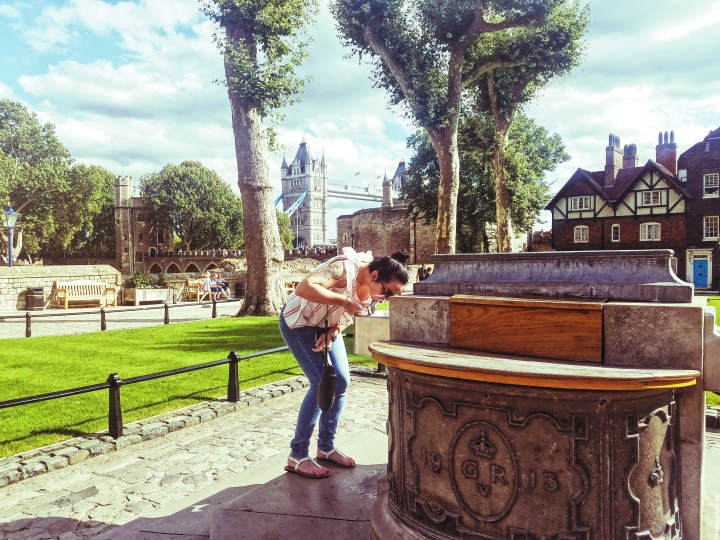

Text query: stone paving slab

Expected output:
[208,431,387,540]
[0,377,389,539]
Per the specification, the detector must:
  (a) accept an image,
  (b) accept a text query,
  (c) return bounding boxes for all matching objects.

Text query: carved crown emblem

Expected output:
[649,456,665,487]
[471,430,497,459]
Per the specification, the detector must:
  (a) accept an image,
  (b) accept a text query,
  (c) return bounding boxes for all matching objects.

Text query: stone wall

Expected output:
[336,207,435,264]
[0,265,121,310]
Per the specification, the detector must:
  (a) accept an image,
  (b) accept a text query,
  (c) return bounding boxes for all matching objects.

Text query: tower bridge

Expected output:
[281,139,405,248]
[326,182,383,202]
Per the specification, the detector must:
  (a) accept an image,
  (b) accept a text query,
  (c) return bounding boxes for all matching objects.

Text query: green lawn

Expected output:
[0,317,373,457]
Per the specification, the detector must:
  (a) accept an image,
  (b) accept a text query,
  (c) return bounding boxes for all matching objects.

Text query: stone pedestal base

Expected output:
[376,365,683,539]
[370,477,427,540]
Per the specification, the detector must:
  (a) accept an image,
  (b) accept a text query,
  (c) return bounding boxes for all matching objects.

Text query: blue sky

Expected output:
[1,0,719,238]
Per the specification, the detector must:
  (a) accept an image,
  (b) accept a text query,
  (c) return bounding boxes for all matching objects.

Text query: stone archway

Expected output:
[166,263,181,273]
[185,263,199,273]
[147,263,163,274]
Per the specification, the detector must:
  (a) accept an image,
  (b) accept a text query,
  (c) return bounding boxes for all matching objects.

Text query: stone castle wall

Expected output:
[0,265,121,310]
[337,207,435,264]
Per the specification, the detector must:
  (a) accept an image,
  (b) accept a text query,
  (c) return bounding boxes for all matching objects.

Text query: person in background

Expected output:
[213,273,231,299]
[280,247,409,479]
[199,271,213,302]
[417,264,427,281]
[424,267,432,280]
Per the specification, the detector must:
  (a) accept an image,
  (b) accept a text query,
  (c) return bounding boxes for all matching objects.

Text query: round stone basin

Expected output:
[369,341,700,540]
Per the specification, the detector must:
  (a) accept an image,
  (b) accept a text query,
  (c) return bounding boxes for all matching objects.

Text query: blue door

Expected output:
[693,259,708,288]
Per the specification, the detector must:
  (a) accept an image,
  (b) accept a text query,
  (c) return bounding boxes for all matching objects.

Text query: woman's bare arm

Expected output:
[294,260,347,306]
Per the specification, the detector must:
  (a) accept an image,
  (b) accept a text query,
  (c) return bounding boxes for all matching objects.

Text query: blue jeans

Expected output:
[279,314,350,458]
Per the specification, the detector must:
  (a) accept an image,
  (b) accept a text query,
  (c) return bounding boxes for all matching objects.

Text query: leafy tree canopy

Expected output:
[331,0,555,131]
[0,98,71,169]
[202,0,318,132]
[331,0,587,253]
[402,112,568,252]
[64,165,116,257]
[276,210,294,250]
[140,161,244,252]
[0,100,117,259]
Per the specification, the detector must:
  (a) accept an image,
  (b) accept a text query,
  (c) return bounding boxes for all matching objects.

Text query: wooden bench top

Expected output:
[369,341,700,391]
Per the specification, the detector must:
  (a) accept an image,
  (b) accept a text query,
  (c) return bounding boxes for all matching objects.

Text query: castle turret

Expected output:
[114,175,135,274]
[382,172,393,208]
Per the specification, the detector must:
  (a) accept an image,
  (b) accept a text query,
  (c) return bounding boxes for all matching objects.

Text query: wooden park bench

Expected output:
[54,280,118,310]
[186,278,207,302]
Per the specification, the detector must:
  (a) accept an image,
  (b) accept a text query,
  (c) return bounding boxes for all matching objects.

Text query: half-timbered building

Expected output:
[546,128,720,287]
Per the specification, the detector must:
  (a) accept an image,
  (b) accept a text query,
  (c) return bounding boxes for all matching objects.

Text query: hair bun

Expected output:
[390,250,410,265]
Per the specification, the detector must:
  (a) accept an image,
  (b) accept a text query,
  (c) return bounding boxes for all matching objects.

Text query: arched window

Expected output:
[640,222,661,241]
[611,224,620,242]
[574,225,589,243]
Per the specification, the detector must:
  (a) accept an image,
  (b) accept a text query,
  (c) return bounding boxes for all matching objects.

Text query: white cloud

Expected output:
[653,3,720,40]
[22,0,204,53]
[0,81,16,99]
[0,4,20,18]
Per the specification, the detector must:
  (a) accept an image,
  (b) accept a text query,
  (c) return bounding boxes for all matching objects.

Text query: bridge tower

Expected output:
[114,175,136,275]
[281,140,327,248]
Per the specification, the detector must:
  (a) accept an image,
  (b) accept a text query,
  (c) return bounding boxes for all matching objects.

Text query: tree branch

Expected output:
[363,27,414,106]
[463,59,528,88]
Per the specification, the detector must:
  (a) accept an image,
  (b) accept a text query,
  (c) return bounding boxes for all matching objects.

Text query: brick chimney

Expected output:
[605,134,622,187]
[623,144,638,169]
[655,130,677,174]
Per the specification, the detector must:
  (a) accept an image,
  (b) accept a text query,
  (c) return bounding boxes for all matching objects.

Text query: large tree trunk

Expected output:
[224,25,286,316]
[428,125,460,254]
[491,123,512,252]
[227,101,286,316]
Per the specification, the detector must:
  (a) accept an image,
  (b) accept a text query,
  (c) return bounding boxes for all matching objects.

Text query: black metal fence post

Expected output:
[25,312,31,338]
[107,373,123,438]
[212,299,217,319]
[164,303,170,324]
[227,351,240,402]
[100,308,106,331]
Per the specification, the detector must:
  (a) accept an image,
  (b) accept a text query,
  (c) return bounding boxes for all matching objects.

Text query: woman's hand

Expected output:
[343,296,365,316]
[312,326,339,352]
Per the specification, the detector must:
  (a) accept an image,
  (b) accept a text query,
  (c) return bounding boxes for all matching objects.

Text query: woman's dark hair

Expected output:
[369,250,410,284]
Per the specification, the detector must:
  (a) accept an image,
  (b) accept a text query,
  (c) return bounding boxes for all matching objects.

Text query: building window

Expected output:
[640,222,661,241]
[574,225,589,243]
[704,173,719,197]
[611,224,620,242]
[640,190,661,206]
[569,196,591,211]
[704,216,719,240]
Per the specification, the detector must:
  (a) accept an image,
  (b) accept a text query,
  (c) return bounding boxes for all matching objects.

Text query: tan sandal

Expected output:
[316,448,356,468]
[284,456,330,479]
